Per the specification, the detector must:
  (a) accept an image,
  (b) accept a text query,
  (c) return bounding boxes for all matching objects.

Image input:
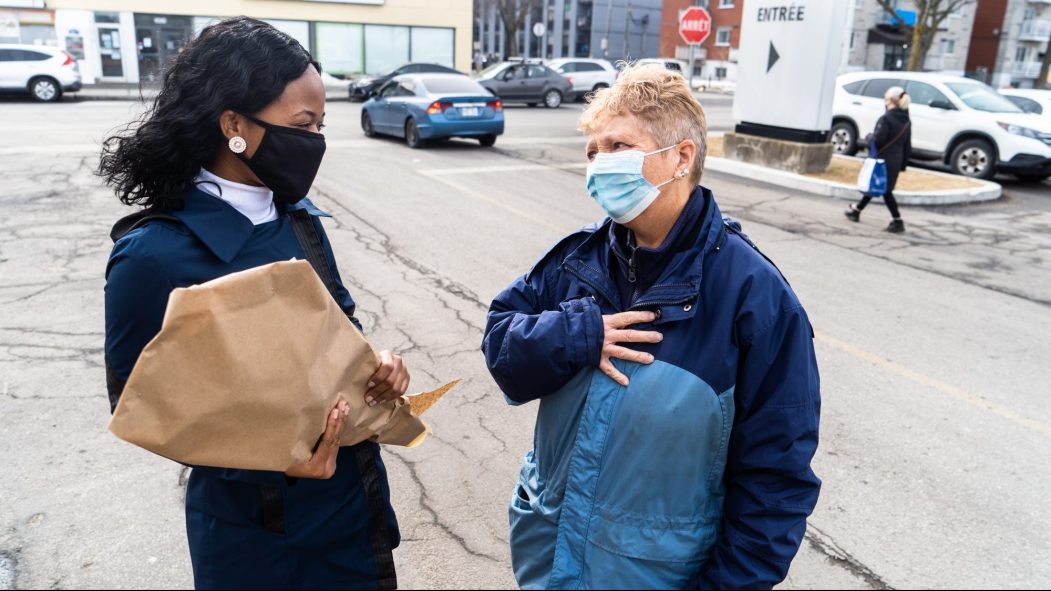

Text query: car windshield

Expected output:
[422,77,488,94]
[477,62,507,79]
[945,82,1023,113]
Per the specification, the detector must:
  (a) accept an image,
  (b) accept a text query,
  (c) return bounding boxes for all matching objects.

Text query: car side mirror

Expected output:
[929,99,955,110]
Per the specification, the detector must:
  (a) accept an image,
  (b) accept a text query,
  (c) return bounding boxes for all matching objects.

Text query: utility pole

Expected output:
[624,0,632,61]
[603,0,614,59]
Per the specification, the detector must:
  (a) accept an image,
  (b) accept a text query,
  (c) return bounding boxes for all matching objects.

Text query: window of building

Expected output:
[94,12,120,24]
[719,0,735,8]
[265,19,311,54]
[715,67,727,79]
[410,27,454,69]
[315,22,364,76]
[1015,46,1030,63]
[849,31,856,50]
[366,25,410,75]
[940,38,955,55]
[716,27,732,46]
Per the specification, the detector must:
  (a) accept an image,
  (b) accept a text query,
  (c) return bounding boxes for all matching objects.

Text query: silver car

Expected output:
[0,44,82,102]
[475,61,573,108]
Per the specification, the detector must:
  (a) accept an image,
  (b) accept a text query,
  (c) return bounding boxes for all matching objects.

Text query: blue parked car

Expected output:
[361,73,505,148]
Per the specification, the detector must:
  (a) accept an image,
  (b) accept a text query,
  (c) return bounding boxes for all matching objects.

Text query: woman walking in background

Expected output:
[845,86,912,233]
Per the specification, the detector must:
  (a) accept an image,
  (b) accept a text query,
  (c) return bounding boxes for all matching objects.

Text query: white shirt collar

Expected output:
[194,168,278,226]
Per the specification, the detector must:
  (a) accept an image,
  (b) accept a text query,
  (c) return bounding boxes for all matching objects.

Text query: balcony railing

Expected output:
[1019,19,1051,42]
[1012,60,1044,78]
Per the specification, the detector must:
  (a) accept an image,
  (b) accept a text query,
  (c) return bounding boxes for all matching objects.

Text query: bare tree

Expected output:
[875,0,975,71]
[1037,30,1051,90]
[487,0,536,59]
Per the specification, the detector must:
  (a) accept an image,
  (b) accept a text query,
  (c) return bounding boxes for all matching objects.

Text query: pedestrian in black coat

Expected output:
[846,86,912,233]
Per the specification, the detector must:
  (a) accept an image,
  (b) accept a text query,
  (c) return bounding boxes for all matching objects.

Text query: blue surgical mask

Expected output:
[586,145,679,223]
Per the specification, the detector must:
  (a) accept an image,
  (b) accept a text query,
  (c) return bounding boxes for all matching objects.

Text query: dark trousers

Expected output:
[856,167,902,219]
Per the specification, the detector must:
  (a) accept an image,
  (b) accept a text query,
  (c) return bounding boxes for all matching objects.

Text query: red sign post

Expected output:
[679,6,712,46]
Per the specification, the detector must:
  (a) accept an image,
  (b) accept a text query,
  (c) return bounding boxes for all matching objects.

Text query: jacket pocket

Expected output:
[581,511,716,589]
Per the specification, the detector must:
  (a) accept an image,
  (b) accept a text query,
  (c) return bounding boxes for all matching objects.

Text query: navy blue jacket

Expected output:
[105,188,399,589]
[482,187,821,589]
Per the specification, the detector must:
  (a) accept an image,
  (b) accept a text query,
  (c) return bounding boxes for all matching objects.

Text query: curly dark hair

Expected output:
[98,16,321,210]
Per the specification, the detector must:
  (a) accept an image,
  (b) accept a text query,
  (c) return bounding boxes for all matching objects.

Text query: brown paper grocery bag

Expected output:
[109,259,456,471]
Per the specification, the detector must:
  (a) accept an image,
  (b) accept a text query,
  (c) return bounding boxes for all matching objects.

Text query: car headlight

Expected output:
[998,122,1042,140]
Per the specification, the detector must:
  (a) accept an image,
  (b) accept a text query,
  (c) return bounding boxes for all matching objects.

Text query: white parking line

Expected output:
[419,162,588,176]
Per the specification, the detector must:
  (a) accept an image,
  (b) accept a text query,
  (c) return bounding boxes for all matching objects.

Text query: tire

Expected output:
[405,118,424,149]
[1015,173,1050,183]
[479,134,497,147]
[29,77,61,102]
[949,138,996,180]
[361,111,376,137]
[830,121,858,156]
[543,89,563,109]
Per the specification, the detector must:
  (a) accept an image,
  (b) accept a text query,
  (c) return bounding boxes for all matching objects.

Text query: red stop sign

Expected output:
[679,6,712,46]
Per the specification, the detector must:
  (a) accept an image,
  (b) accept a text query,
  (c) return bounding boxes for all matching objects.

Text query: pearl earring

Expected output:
[678,169,688,178]
[228,136,247,154]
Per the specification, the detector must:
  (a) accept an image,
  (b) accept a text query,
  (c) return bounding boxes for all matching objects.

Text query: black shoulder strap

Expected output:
[110,210,181,243]
[288,209,342,305]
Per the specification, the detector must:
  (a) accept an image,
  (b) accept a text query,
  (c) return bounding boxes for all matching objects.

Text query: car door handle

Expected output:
[852,101,862,106]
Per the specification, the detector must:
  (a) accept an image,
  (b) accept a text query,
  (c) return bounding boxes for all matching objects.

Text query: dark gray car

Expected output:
[475,62,573,108]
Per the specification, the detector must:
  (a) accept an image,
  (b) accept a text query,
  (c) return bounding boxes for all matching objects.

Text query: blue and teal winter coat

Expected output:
[482,187,821,590]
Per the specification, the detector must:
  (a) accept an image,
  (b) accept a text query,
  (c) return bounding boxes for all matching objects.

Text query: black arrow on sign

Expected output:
[767,41,780,73]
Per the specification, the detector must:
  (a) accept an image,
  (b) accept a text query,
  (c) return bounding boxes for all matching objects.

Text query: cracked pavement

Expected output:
[1,98,1049,589]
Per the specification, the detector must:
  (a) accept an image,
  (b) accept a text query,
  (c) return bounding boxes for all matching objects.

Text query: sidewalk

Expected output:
[705,134,1002,206]
[68,82,352,102]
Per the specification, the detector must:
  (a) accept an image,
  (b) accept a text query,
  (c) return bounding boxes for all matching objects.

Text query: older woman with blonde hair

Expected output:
[482,64,821,589]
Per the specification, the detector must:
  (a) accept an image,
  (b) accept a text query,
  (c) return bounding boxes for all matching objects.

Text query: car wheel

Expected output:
[405,118,424,149]
[1015,173,1050,183]
[479,134,497,148]
[949,139,996,180]
[544,89,562,108]
[29,77,61,102]
[361,112,376,137]
[830,121,858,156]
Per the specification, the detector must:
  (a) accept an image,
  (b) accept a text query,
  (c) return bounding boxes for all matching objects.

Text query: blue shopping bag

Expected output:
[856,138,887,196]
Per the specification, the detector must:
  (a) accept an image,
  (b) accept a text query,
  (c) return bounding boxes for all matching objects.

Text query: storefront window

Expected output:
[365,24,409,75]
[264,19,310,53]
[410,27,453,68]
[315,22,363,76]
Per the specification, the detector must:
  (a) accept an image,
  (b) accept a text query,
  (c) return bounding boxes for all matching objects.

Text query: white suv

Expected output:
[831,71,1051,181]
[546,58,617,101]
[0,44,82,102]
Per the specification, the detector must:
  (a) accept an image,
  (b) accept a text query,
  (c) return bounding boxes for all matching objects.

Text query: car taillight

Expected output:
[426,101,452,115]
[486,100,503,113]
[61,52,74,66]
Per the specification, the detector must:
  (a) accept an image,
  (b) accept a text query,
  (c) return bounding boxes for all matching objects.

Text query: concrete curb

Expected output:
[704,155,1002,206]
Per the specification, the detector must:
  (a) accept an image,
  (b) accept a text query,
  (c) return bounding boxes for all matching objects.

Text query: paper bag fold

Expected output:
[109,259,455,472]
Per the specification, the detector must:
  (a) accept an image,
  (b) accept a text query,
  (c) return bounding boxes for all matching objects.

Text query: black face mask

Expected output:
[237,113,326,206]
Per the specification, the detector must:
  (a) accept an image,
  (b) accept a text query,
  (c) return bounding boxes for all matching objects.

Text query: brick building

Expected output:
[659,0,743,84]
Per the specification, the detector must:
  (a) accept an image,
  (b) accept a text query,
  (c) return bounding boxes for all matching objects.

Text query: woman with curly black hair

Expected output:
[101,17,406,589]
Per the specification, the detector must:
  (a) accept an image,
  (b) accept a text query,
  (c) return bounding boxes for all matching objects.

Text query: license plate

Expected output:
[460,107,479,117]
